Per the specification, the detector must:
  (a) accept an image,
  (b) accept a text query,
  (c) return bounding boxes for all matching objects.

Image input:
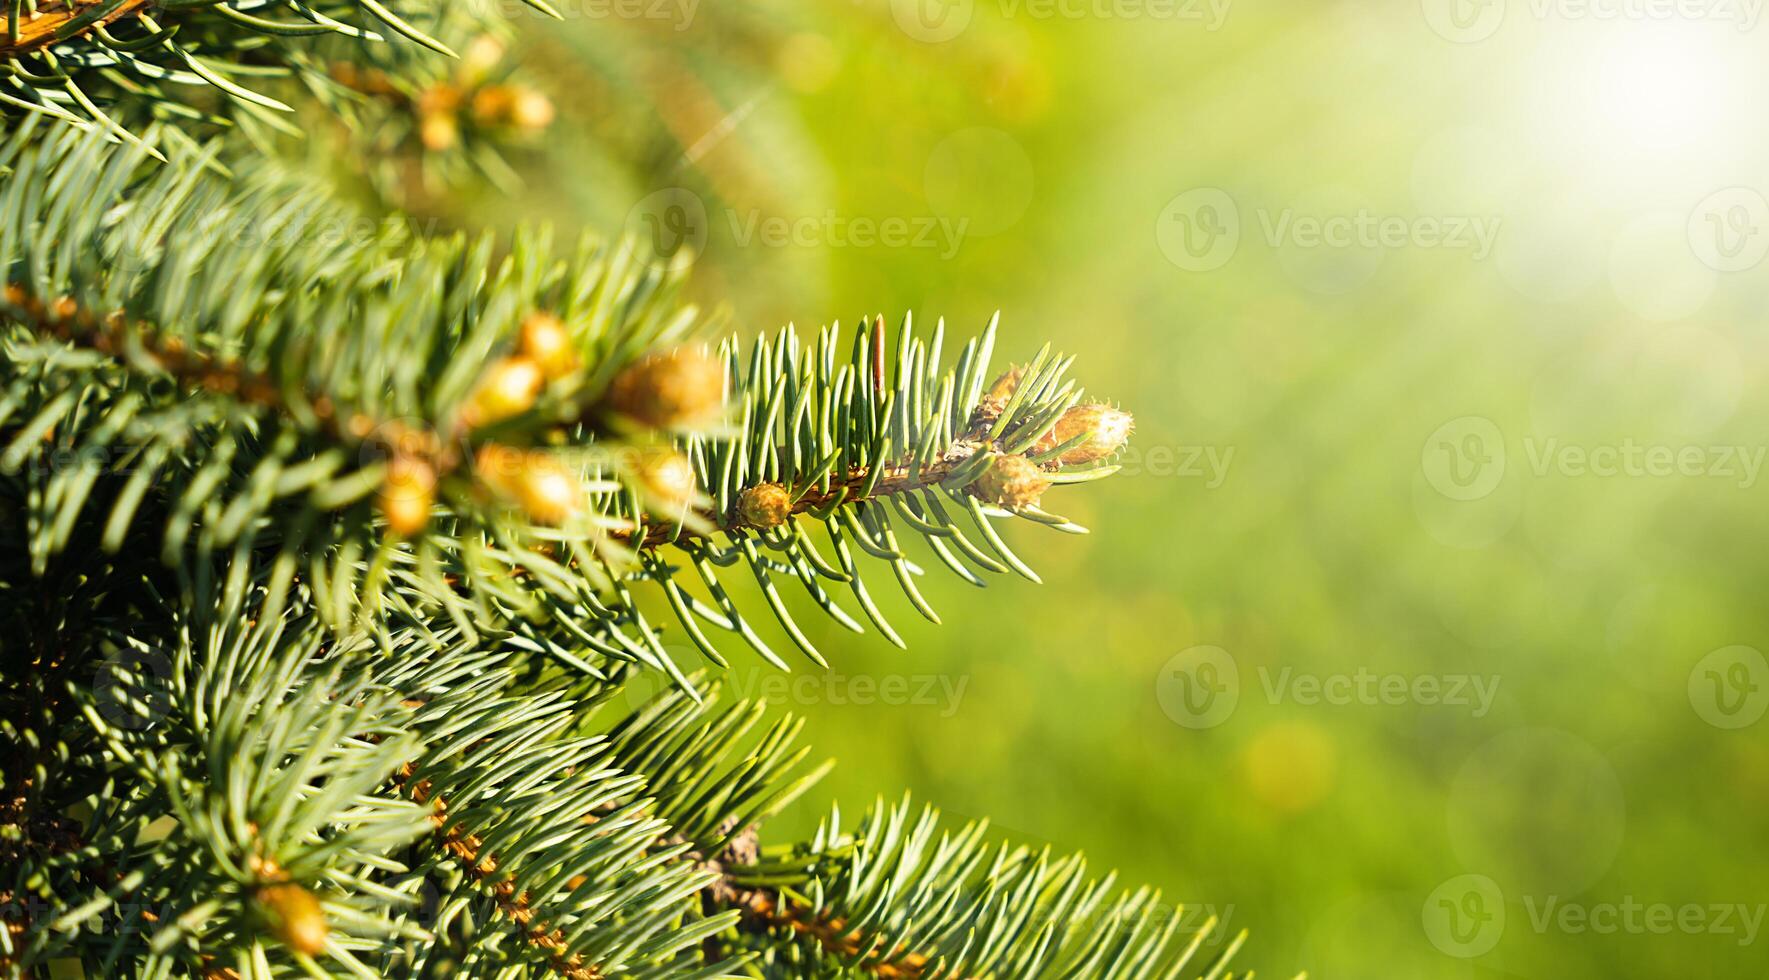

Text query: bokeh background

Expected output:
[454,2,1769,976]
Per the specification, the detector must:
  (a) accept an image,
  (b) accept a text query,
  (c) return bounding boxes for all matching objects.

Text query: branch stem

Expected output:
[2,0,152,57]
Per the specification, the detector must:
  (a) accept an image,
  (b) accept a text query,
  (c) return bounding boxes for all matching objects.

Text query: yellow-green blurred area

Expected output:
[472,2,1769,976]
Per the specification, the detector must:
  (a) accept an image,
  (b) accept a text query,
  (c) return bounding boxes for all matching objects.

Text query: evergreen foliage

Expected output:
[1,3,1277,977]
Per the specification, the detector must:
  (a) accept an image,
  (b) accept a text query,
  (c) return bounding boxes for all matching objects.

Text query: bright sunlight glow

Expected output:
[1523,23,1761,197]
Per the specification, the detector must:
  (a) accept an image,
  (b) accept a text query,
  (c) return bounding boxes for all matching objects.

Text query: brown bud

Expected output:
[518,312,577,379]
[257,883,327,956]
[607,348,724,430]
[470,85,516,126]
[416,84,462,151]
[464,356,544,428]
[475,445,582,525]
[469,83,552,132]
[978,364,1026,418]
[459,34,506,87]
[633,449,698,512]
[332,62,394,95]
[514,460,581,525]
[968,453,1050,510]
[416,83,461,116]
[378,457,436,537]
[1036,403,1134,464]
[419,110,459,152]
[737,482,792,529]
[509,88,555,131]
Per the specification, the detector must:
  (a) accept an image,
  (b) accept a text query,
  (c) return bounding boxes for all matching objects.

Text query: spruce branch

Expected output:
[0,0,153,57]
[2,127,1134,692]
[6,547,1282,978]
[590,685,1257,980]
[0,3,1303,976]
[0,0,557,142]
[395,770,610,980]
[714,797,1251,980]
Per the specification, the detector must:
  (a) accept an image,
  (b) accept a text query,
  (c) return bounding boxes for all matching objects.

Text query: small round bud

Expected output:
[416,84,462,152]
[460,34,506,87]
[420,110,459,152]
[465,357,544,428]
[416,83,460,116]
[514,459,581,525]
[257,883,327,956]
[470,85,516,126]
[968,453,1050,510]
[333,63,395,96]
[378,457,436,537]
[633,449,698,512]
[978,364,1026,417]
[509,88,555,131]
[518,312,577,379]
[475,445,582,525]
[1038,403,1134,464]
[737,482,792,529]
[607,348,724,430]
[469,83,552,132]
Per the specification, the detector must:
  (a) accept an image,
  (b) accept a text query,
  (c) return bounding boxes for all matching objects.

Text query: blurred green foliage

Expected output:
[468,3,1769,976]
